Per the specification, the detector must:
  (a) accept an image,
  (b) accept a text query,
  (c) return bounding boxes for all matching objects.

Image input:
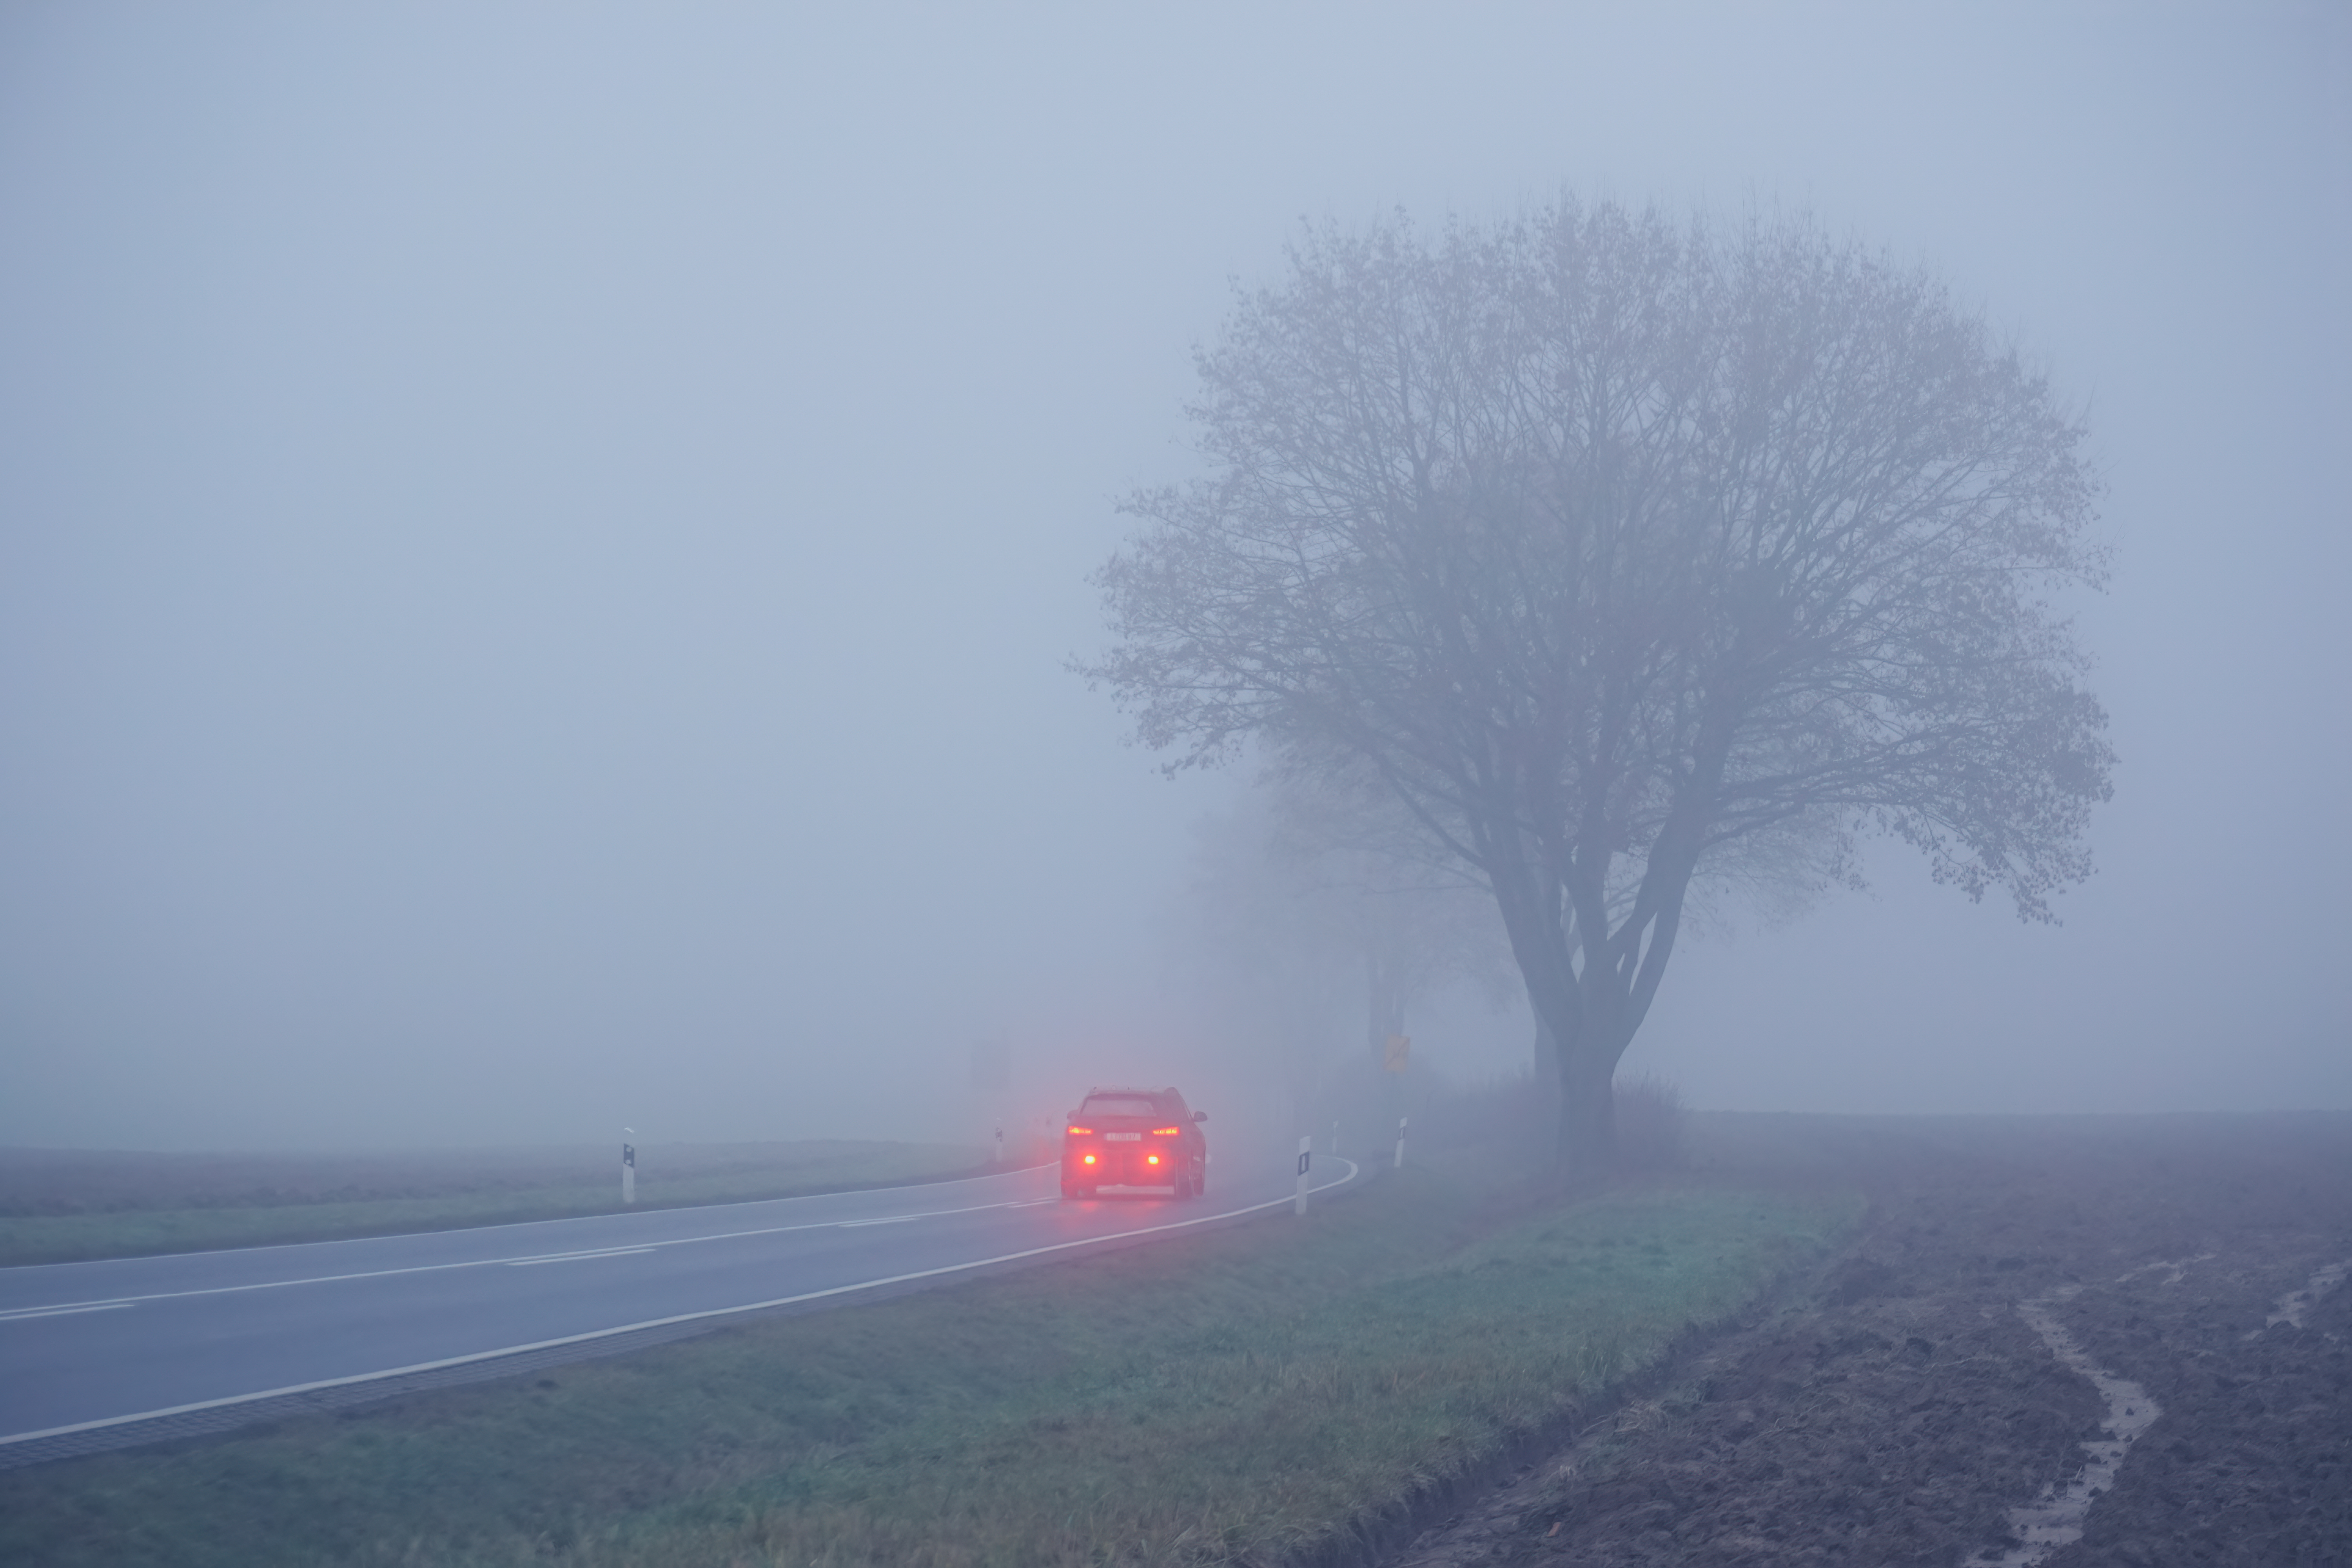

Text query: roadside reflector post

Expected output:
[994,1124,1004,1165]
[1295,1135,1312,1216]
[622,1137,637,1205]
[1394,1116,1408,1171]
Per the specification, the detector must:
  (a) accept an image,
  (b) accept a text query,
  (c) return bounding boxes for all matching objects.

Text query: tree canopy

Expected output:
[1085,199,2112,1180]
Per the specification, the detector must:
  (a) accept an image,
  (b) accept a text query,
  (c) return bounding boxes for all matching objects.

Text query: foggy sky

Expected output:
[2,3,2345,1151]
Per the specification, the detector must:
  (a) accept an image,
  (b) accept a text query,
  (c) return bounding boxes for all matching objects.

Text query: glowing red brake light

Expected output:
[1065,1126,1094,1136]
[1150,1126,1181,1136]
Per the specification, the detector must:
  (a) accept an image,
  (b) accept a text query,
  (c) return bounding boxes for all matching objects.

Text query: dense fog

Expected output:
[1,4,2344,1152]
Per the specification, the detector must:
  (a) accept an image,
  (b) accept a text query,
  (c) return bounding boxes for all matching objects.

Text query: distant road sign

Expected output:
[1383,1034,1411,1073]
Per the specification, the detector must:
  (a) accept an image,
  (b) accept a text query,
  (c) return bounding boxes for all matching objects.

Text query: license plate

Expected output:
[1105,1132,1141,1142]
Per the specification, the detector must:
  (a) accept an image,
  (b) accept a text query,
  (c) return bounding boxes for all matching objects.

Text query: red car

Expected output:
[1060,1086,1208,1200]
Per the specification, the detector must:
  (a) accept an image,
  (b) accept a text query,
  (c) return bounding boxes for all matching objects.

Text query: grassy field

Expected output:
[0,1157,1861,1568]
[0,1140,1004,1267]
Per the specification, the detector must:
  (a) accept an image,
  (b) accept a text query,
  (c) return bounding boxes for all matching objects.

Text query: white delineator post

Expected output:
[622,1140,636,1205]
[994,1125,1004,1165]
[1394,1116,1408,1171]
[1294,1135,1312,1216]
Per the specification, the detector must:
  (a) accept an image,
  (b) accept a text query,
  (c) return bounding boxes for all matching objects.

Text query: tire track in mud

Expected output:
[1964,1289,2162,1567]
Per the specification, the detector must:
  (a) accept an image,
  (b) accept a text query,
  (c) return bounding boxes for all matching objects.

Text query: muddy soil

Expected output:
[1384,1113,2352,1568]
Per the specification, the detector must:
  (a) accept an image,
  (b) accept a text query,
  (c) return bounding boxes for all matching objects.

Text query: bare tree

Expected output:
[1085,200,2112,1183]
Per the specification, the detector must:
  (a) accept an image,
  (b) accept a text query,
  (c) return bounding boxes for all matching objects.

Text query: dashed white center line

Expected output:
[0,1188,1058,1319]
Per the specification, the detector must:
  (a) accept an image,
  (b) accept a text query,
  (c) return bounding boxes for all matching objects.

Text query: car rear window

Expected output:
[1080,1095,1160,1118]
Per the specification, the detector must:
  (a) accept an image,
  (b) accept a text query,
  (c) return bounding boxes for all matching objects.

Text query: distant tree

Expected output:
[1085,199,2112,1183]
[1259,774,1516,1068]
[1163,791,1356,1120]
[1167,781,1510,1118]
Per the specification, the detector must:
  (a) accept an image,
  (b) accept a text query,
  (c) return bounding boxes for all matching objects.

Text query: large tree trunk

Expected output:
[1489,844,1657,1186]
[1533,1003,1632,1187]
[1528,1015,1566,1169]
[1530,1011,1616,1187]
[1558,1045,1618,1187]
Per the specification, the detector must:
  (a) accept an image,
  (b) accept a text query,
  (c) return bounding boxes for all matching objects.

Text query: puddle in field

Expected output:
[2114,1253,2210,1286]
[1964,1289,2161,1568]
[2261,1258,2349,1332]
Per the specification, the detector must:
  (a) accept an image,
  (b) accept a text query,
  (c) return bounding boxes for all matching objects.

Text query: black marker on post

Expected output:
[621,1130,637,1205]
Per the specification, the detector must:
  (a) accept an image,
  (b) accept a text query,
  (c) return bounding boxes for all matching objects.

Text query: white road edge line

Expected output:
[0,1159,1365,1448]
[0,1302,134,1322]
[0,1193,1056,1316]
[504,1249,659,1267]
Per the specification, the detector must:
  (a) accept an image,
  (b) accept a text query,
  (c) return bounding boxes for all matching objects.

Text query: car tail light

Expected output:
[1082,1154,1096,1165]
[1150,1126,1181,1136]
[1147,1154,1160,1165]
[1066,1126,1094,1136]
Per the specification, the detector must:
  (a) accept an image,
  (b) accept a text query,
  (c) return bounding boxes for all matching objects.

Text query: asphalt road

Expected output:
[0,1149,1366,1456]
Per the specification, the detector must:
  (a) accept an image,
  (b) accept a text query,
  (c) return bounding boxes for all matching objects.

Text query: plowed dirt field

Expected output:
[1385,1113,2352,1568]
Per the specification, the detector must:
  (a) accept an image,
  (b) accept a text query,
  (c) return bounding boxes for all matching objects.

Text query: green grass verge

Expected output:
[0,1143,995,1267]
[0,1163,1861,1568]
